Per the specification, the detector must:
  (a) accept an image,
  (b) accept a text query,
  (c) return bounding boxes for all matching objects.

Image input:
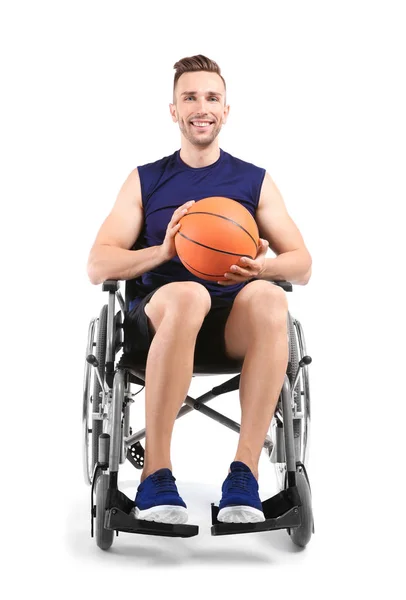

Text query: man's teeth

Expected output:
[192,122,212,127]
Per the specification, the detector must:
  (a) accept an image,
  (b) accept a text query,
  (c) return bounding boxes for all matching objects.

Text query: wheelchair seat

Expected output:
[117,349,244,377]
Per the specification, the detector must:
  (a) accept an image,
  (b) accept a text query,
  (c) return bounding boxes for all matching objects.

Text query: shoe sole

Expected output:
[132,505,188,524]
[217,505,266,523]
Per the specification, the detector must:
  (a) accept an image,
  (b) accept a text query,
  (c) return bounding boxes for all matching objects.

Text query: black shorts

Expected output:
[123,288,238,364]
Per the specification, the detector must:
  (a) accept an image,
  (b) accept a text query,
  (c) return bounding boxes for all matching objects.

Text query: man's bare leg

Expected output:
[232,318,289,481]
[139,283,211,481]
[223,281,289,481]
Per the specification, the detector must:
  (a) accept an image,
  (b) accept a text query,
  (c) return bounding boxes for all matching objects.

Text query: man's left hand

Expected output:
[217,238,269,285]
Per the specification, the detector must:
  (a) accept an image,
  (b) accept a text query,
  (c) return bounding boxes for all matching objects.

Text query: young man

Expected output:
[87,54,312,525]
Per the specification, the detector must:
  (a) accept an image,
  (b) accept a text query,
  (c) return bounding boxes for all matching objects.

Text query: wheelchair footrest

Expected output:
[104,487,198,537]
[210,486,302,536]
[105,508,199,538]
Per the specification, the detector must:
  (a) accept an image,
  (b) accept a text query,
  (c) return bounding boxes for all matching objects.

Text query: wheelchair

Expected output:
[82,277,314,550]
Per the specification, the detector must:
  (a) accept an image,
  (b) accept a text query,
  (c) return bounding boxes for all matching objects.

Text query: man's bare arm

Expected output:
[87,169,166,285]
[260,249,312,285]
[88,244,166,286]
[256,173,312,285]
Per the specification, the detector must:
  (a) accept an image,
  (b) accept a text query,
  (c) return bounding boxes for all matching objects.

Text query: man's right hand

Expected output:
[160,200,195,262]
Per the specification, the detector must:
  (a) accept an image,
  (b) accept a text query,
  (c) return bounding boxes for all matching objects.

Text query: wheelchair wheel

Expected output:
[83,316,96,485]
[92,305,108,470]
[82,305,108,485]
[285,465,314,548]
[269,313,311,492]
[95,472,114,550]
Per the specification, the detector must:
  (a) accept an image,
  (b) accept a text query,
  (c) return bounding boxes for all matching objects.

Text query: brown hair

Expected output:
[173,54,226,102]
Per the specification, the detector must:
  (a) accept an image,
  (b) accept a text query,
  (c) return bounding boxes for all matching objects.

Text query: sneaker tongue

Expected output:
[230,461,251,473]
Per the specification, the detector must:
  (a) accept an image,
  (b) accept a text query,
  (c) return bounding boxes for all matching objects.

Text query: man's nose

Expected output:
[196,97,210,113]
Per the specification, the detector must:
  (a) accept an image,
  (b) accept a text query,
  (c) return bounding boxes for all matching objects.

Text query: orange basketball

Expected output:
[174,197,259,282]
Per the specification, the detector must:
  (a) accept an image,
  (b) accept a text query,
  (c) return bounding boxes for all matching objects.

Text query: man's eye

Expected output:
[184,96,219,101]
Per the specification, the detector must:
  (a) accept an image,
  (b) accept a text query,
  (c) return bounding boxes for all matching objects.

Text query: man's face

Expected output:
[170,71,229,147]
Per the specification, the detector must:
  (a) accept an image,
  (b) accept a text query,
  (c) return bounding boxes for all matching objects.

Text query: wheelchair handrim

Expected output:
[82,317,97,486]
[295,318,311,467]
[269,316,311,491]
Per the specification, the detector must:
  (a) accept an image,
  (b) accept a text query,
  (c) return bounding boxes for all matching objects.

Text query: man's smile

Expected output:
[190,120,214,129]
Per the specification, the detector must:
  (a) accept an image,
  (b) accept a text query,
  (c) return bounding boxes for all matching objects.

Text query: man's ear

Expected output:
[169,103,177,123]
[223,104,230,124]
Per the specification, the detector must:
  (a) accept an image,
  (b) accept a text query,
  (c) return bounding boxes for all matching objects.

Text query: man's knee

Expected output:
[238,280,288,326]
[145,282,211,331]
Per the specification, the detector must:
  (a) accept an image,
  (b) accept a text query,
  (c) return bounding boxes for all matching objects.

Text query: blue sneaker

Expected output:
[133,468,188,524]
[217,461,265,523]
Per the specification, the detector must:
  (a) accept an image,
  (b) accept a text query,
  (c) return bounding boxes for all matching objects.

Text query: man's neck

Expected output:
[179,143,220,168]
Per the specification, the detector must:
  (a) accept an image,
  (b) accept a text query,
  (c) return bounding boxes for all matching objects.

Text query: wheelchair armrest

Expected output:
[272,280,293,292]
[102,279,121,292]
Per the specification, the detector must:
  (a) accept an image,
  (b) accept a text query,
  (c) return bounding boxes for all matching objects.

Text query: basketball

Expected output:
[174,197,260,282]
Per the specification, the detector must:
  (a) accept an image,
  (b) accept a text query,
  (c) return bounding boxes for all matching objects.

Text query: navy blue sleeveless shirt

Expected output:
[128,148,266,311]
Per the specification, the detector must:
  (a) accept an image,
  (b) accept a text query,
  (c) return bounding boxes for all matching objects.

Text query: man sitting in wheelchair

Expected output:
[85,54,313,545]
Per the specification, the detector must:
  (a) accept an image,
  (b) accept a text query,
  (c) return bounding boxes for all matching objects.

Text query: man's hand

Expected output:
[160,200,195,262]
[217,238,269,285]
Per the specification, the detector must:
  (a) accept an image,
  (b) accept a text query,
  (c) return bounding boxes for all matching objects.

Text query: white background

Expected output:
[2,0,405,596]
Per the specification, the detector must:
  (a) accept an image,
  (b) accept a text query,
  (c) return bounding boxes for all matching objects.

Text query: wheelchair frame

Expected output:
[83,278,314,547]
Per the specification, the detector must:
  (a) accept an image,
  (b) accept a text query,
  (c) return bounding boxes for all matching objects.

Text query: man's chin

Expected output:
[191,137,216,147]
[186,130,220,146]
